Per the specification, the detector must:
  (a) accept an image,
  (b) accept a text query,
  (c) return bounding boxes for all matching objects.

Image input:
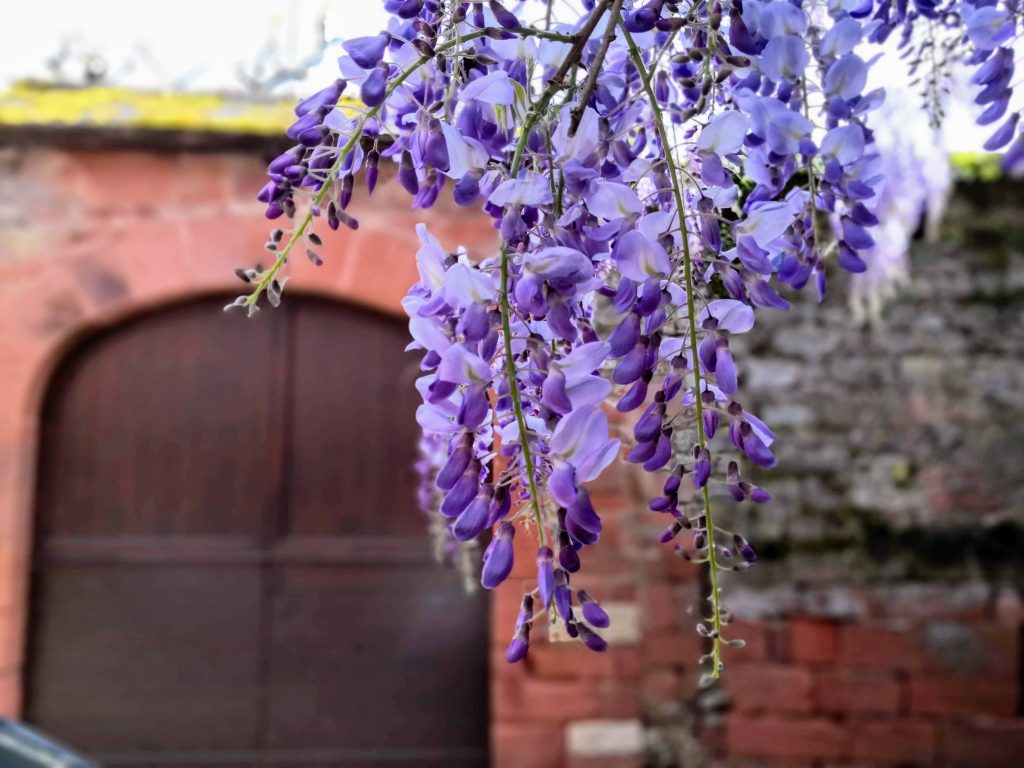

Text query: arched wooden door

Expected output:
[25,296,489,768]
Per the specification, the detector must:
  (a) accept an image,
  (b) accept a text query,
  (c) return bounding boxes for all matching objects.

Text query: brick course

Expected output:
[0,142,1020,767]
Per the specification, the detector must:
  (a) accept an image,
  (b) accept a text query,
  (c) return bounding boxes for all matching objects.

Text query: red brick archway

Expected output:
[0,148,499,714]
[0,143,691,768]
[27,291,492,766]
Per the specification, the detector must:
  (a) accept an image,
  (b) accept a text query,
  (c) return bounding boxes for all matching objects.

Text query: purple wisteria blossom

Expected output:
[231,0,1023,682]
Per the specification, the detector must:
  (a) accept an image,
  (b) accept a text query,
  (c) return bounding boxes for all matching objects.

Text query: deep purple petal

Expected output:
[453,494,492,541]
[343,34,390,70]
[481,522,515,589]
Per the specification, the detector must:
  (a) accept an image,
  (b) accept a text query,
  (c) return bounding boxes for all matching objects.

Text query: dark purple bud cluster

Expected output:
[258,79,347,221]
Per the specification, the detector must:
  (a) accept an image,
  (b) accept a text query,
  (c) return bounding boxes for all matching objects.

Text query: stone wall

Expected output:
[693,179,1024,767]
[496,179,1024,768]
[0,132,1020,767]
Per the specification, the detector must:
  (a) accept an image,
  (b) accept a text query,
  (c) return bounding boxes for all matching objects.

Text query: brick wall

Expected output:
[0,134,1020,767]
[492,455,707,768]
[494,179,1024,767]
[696,180,1024,767]
[0,140,498,721]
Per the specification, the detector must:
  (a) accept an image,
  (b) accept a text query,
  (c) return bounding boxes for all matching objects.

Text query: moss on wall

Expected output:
[0,82,357,136]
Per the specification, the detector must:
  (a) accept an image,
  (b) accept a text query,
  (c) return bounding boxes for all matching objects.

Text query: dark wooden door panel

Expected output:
[34,297,286,538]
[286,301,424,538]
[26,564,263,753]
[264,564,488,752]
[89,748,485,767]
[250,750,487,768]
[27,297,286,760]
[26,296,488,767]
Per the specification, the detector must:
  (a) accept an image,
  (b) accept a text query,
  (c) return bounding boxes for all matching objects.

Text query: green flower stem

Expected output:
[623,26,725,679]
[569,0,623,136]
[801,76,823,253]
[518,26,577,44]
[498,249,547,545]
[509,0,610,174]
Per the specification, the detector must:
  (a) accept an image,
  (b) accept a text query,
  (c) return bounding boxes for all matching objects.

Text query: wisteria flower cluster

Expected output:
[230,0,1023,681]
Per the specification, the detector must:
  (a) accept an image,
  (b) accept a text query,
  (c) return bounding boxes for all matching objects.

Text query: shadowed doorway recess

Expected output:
[25,296,489,768]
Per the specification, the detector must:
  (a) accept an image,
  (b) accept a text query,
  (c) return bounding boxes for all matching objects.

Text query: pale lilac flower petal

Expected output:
[696,112,751,156]
[585,181,644,220]
[489,173,555,206]
[699,299,756,333]
[612,230,671,281]
[461,70,515,104]
[736,201,795,248]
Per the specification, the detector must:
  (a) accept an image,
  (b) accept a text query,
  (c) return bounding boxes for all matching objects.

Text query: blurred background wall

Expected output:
[0,2,1021,766]
[0,84,1020,768]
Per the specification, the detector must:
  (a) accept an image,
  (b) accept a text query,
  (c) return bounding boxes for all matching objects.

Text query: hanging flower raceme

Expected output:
[228,0,1021,682]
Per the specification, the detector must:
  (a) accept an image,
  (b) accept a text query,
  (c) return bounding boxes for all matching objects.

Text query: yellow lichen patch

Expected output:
[0,82,358,135]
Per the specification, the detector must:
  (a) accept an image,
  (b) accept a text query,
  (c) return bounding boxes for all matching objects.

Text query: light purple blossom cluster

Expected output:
[233,0,1022,680]
[959,0,1023,166]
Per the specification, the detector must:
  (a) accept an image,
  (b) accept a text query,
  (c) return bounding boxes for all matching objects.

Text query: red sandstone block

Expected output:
[508,525,537,578]
[566,757,645,768]
[909,675,1017,717]
[183,214,268,287]
[492,676,640,724]
[661,538,696,570]
[583,458,631,497]
[67,151,181,212]
[226,154,273,204]
[568,543,637,576]
[0,607,26,671]
[842,620,1019,680]
[642,669,682,704]
[584,505,635,544]
[788,619,839,664]
[0,544,29,615]
[725,663,814,715]
[956,623,1020,678]
[726,715,847,761]
[492,645,531,681]
[566,575,636,603]
[848,719,936,765]
[177,154,232,208]
[938,716,1024,768]
[526,644,642,680]
[493,721,564,768]
[107,219,192,300]
[839,624,929,671]
[663,548,701,581]
[722,620,771,662]
[585,498,636,519]
[342,230,425,311]
[629,462,671,503]
[0,671,21,718]
[644,631,704,667]
[642,582,693,633]
[815,669,901,715]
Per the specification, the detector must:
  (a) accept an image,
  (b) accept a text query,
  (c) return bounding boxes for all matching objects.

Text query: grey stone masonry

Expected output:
[714,179,1024,591]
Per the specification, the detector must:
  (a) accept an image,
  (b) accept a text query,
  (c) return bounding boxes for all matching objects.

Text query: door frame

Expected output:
[0,162,497,718]
[24,295,489,764]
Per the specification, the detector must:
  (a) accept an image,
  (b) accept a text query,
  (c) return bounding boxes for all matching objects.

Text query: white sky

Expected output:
[0,0,992,151]
[0,1,384,93]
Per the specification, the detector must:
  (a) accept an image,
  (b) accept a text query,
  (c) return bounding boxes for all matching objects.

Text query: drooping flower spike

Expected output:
[230,0,1023,681]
